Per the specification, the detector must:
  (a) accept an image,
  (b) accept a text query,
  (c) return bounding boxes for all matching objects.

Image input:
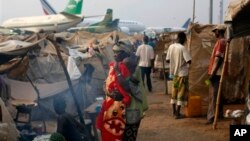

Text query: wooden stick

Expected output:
[26,74,47,133]
[0,104,2,122]
[48,36,92,141]
[213,41,230,129]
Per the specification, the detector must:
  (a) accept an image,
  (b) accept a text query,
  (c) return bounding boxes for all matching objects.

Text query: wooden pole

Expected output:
[213,41,230,129]
[192,0,196,23]
[26,74,47,133]
[48,37,92,141]
[209,0,213,24]
[0,104,2,122]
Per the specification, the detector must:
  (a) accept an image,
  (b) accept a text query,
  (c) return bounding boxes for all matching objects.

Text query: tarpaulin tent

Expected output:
[224,0,250,38]
[155,27,215,114]
[0,31,135,140]
[224,0,250,125]
[213,0,250,128]
[156,23,249,119]
[0,31,132,118]
[0,34,107,116]
[0,33,113,141]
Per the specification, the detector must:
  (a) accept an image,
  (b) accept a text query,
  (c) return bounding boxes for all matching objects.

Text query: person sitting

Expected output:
[53,96,89,141]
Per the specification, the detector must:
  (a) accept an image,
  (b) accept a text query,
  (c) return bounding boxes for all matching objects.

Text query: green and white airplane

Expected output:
[40,0,119,33]
[1,0,84,33]
[67,9,120,33]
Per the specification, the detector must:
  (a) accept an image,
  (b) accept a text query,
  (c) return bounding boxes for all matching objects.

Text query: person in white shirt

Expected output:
[166,32,192,119]
[136,35,155,92]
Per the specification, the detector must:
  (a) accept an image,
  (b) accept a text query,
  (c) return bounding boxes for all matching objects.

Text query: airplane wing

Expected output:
[60,12,83,19]
[60,12,103,20]
[84,15,105,18]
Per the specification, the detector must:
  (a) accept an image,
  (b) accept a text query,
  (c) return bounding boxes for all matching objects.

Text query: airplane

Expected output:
[144,18,191,35]
[67,9,121,33]
[118,20,146,35]
[68,19,120,33]
[1,0,84,33]
[40,0,119,33]
[40,0,146,35]
[76,8,113,27]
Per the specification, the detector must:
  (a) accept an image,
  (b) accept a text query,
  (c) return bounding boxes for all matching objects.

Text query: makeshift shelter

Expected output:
[0,33,112,141]
[154,32,177,69]
[0,31,136,141]
[187,24,216,115]
[0,32,112,119]
[156,25,217,115]
[223,0,250,125]
[189,23,250,116]
[224,0,250,38]
[0,30,133,118]
[155,22,249,117]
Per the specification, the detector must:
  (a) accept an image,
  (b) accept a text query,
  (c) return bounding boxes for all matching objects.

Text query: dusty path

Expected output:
[42,76,236,141]
[136,78,230,141]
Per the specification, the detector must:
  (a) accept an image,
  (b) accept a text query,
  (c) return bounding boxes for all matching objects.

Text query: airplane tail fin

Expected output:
[63,0,83,15]
[182,18,191,28]
[109,19,120,27]
[40,0,57,15]
[101,9,113,24]
[40,0,84,15]
[91,9,113,26]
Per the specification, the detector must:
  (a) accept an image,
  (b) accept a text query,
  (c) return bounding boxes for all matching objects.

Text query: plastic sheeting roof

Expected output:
[0,38,44,55]
[224,0,250,38]
[0,40,32,54]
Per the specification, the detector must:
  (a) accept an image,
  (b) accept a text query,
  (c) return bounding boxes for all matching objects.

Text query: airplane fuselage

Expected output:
[68,25,118,33]
[73,18,146,34]
[118,20,146,34]
[145,27,186,34]
[1,14,83,33]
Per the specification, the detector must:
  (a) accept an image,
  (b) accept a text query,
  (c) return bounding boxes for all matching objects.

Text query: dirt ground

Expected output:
[136,76,234,141]
[38,75,243,141]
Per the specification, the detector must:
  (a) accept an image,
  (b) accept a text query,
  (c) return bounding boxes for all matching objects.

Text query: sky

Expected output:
[0,0,231,27]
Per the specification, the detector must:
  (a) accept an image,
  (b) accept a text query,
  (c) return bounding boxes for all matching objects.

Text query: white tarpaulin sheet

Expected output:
[3,77,79,101]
